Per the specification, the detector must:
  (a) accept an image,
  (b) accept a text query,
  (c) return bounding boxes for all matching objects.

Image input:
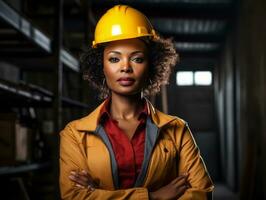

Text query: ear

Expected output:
[102,65,106,76]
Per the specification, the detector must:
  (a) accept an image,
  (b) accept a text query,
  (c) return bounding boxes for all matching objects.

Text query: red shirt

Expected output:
[99,98,147,189]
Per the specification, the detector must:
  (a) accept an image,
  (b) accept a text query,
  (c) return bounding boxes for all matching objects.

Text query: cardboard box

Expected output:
[0,113,32,165]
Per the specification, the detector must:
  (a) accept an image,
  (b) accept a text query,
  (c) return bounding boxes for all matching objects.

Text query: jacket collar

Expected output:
[75,97,177,132]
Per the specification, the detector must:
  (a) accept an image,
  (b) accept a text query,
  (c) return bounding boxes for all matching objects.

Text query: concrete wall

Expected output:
[216,30,237,190]
[218,0,266,198]
[236,0,266,198]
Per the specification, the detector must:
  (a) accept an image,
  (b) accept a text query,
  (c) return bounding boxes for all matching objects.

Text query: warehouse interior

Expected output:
[0,0,266,199]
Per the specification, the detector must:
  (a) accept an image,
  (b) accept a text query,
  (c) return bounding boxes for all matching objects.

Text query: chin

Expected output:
[113,89,141,97]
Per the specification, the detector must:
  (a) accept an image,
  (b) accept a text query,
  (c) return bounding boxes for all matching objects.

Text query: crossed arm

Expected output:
[59,123,214,200]
[69,170,189,199]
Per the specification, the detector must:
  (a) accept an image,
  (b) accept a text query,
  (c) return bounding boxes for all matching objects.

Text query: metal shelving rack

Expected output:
[0,0,79,72]
[0,0,88,120]
[0,0,88,198]
[0,78,89,108]
[0,162,51,176]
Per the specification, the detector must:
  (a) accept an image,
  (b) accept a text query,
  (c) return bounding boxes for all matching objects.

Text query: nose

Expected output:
[120,59,133,73]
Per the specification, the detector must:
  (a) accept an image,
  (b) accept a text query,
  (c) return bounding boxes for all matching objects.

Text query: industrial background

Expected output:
[0,0,265,199]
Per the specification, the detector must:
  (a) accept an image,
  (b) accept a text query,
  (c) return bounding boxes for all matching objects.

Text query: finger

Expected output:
[171,175,187,184]
[70,171,81,179]
[76,183,95,192]
[71,171,91,183]
[70,175,95,190]
[78,174,96,187]
[81,170,90,176]
[175,173,189,182]
[77,173,90,182]
[79,172,93,180]
[170,176,184,184]
[79,171,97,186]
[74,171,97,188]
[70,171,84,182]
[75,184,85,189]
[174,176,187,188]
[80,170,94,179]
[75,170,94,181]
[69,175,88,186]
[71,170,97,188]
[176,185,188,198]
[87,184,95,191]
[186,181,191,188]
[70,170,89,176]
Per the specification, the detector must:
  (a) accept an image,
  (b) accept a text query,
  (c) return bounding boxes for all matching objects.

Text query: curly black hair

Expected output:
[81,37,179,100]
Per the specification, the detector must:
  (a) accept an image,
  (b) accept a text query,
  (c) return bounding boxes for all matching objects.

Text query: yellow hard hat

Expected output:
[92,5,158,48]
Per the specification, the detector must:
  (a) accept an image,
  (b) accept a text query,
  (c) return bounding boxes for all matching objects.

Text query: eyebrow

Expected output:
[107,50,145,55]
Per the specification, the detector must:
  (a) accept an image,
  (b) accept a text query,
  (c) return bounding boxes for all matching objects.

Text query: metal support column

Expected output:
[53,0,63,198]
[54,0,63,132]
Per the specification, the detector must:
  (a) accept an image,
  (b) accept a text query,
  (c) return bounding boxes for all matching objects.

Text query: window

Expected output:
[194,71,212,85]
[176,71,212,86]
[176,71,193,86]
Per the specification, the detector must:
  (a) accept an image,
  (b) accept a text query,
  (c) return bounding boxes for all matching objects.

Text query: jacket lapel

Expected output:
[94,125,120,189]
[75,98,177,132]
[75,98,178,188]
[75,100,105,132]
[134,117,159,187]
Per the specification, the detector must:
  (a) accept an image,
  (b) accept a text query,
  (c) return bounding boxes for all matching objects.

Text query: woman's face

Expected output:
[103,38,149,96]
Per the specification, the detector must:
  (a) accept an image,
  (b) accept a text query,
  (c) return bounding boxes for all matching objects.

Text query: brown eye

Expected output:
[132,57,144,63]
[109,57,120,63]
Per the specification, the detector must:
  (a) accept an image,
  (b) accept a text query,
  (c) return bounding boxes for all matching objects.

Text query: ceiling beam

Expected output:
[177,50,221,59]
[91,1,235,20]
[162,33,226,43]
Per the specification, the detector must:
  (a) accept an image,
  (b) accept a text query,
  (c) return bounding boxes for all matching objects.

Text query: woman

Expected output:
[59,5,214,200]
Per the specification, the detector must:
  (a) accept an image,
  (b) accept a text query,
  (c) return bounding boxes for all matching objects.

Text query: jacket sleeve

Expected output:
[177,123,214,200]
[59,124,149,200]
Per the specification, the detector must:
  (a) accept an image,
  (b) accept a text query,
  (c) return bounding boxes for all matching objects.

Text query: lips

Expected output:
[117,77,135,86]
[117,77,135,81]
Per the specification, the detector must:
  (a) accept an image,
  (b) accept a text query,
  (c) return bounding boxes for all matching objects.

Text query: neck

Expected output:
[110,92,144,120]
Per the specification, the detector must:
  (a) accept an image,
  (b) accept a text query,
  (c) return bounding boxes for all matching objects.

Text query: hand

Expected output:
[69,170,97,191]
[149,173,190,200]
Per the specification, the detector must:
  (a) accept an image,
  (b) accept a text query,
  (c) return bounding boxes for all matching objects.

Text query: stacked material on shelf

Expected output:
[0,113,33,165]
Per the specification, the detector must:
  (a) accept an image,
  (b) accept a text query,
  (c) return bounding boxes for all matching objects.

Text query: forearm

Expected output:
[60,187,149,200]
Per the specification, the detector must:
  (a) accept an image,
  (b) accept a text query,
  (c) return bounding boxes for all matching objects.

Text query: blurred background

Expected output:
[0,0,265,199]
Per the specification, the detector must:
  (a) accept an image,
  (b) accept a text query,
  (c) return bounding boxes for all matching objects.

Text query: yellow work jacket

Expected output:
[59,98,214,199]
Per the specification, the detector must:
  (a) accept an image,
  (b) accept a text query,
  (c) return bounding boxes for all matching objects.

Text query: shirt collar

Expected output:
[74,97,178,132]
